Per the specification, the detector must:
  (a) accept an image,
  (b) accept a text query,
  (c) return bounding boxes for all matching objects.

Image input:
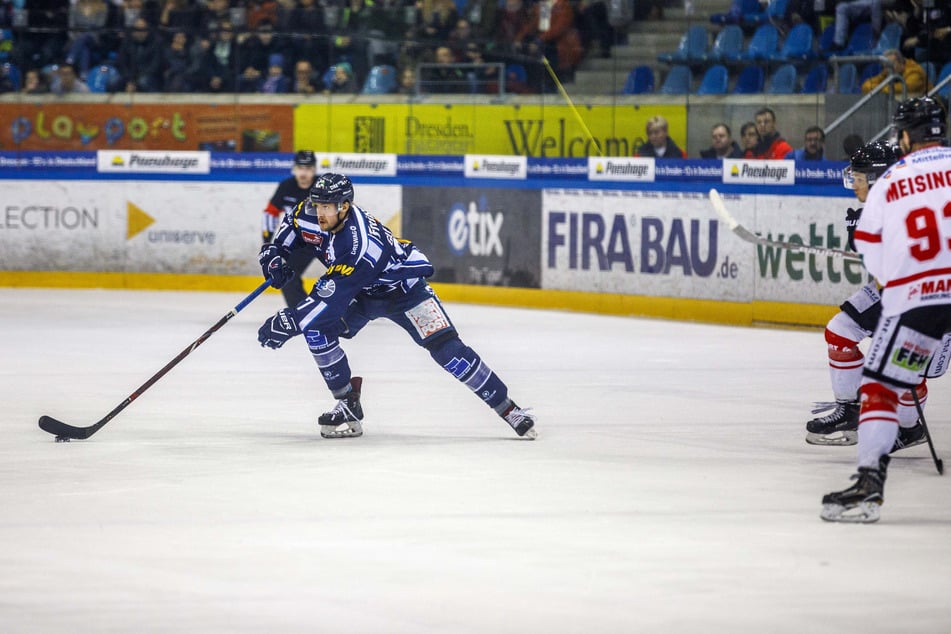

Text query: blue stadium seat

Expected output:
[622,65,655,94]
[659,65,692,94]
[744,0,789,27]
[742,24,780,61]
[842,22,874,56]
[709,24,744,63]
[767,63,797,94]
[322,66,336,91]
[770,23,815,62]
[710,0,762,26]
[870,22,902,55]
[837,63,858,93]
[361,64,396,94]
[0,61,21,91]
[922,61,937,88]
[657,25,708,64]
[817,24,836,58]
[801,64,828,93]
[697,64,728,95]
[733,65,764,94]
[859,62,882,85]
[936,62,951,98]
[87,64,120,93]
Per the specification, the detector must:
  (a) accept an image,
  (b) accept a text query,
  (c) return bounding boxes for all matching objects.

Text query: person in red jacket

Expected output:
[753,107,794,160]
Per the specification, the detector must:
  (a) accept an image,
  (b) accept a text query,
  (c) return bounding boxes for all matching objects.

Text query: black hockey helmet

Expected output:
[892,97,948,145]
[844,141,901,189]
[310,173,354,206]
[293,150,316,167]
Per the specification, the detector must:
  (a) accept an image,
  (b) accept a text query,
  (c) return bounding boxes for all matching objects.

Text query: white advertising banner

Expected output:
[587,157,655,182]
[463,154,528,179]
[722,159,795,185]
[542,189,867,306]
[97,150,211,174]
[0,181,402,276]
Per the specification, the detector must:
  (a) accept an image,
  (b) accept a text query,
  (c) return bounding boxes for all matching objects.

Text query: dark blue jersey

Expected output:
[272,200,435,329]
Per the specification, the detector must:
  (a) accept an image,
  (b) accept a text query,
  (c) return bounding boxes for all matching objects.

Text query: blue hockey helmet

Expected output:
[310,173,354,206]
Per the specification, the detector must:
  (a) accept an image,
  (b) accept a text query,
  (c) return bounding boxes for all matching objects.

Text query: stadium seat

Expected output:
[697,64,728,95]
[322,66,336,91]
[837,62,858,93]
[361,64,396,94]
[770,23,815,62]
[708,24,744,63]
[659,65,692,95]
[622,65,655,94]
[744,0,790,28]
[870,22,902,55]
[710,0,762,26]
[922,61,936,88]
[817,24,836,58]
[86,64,120,93]
[767,64,797,94]
[657,25,708,64]
[801,64,828,93]
[842,22,874,56]
[0,61,21,92]
[859,62,882,85]
[733,65,764,94]
[741,24,780,61]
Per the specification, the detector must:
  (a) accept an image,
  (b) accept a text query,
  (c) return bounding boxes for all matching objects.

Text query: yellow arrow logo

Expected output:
[126,201,155,240]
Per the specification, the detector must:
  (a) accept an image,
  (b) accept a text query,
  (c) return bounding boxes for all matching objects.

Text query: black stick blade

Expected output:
[38,416,99,440]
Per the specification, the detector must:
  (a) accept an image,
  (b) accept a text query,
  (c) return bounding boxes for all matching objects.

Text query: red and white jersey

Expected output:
[854,144,951,317]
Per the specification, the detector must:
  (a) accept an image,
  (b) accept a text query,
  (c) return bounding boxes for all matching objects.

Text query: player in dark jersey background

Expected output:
[261,150,318,307]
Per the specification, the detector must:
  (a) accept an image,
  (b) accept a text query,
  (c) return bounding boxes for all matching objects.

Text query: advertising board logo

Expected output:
[447,195,504,257]
[314,153,397,176]
[354,117,385,153]
[587,157,655,182]
[463,154,527,180]
[126,201,155,239]
[97,150,210,174]
[723,159,794,185]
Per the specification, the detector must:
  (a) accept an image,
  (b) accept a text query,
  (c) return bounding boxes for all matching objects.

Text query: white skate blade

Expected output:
[806,431,857,446]
[820,501,881,523]
[520,427,538,440]
[320,421,363,439]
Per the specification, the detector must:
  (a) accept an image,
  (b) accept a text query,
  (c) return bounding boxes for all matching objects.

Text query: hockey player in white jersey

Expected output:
[822,97,951,523]
[256,173,537,440]
[806,141,939,450]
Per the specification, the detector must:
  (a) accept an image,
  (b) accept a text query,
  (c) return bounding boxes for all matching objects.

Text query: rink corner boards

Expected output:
[0,271,836,330]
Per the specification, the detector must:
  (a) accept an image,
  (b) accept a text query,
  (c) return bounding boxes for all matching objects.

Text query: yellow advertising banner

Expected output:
[1,103,295,151]
[293,103,687,157]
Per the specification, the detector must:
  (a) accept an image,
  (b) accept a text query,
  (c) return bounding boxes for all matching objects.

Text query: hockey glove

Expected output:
[258,308,301,349]
[258,243,294,289]
[845,207,863,251]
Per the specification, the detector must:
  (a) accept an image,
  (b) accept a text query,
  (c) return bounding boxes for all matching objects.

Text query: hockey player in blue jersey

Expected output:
[256,172,538,440]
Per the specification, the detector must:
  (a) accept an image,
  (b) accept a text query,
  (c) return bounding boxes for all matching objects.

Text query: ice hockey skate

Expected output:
[806,400,859,446]
[504,404,537,440]
[820,456,890,523]
[319,377,364,439]
[890,421,927,453]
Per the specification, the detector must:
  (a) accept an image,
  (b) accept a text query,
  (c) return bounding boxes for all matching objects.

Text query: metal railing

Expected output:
[824,72,906,137]
[414,62,506,97]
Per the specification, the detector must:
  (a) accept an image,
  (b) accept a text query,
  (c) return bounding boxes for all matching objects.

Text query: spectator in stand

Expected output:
[259,52,290,92]
[163,29,191,92]
[832,0,883,50]
[159,0,199,35]
[50,62,90,94]
[462,40,498,93]
[236,22,288,92]
[246,0,279,30]
[447,18,473,61]
[324,60,359,93]
[785,125,826,161]
[287,0,329,73]
[398,65,417,95]
[117,17,164,92]
[292,58,318,94]
[576,0,615,60]
[516,0,585,83]
[635,116,686,159]
[198,0,232,37]
[495,0,532,50]
[740,121,761,158]
[753,108,794,159]
[462,0,498,43]
[21,68,50,94]
[861,48,927,95]
[700,123,743,159]
[65,0,110,79]
[891,0,950,65]
[187,21,236,92]
[422,44,466,93]
[416,0,459,46]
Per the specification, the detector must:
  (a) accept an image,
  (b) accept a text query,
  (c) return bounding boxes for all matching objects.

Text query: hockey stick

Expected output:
[38,280,272,440]
[911,387,944,475]
[708,189,864,261]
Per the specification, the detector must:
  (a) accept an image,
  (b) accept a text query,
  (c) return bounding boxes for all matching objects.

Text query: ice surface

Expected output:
[1,288,949,633]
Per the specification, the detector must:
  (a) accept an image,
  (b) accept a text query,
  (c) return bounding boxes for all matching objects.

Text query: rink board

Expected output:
[0,152,857,327]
